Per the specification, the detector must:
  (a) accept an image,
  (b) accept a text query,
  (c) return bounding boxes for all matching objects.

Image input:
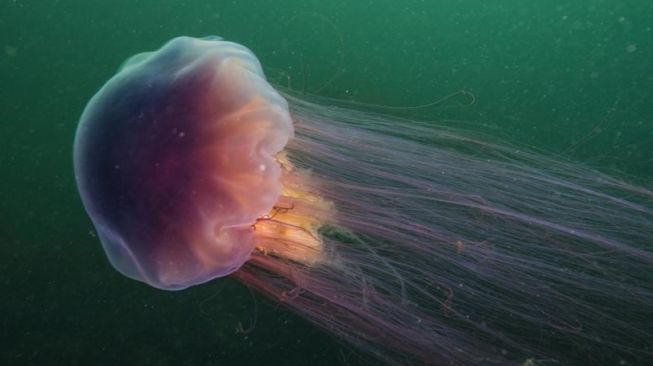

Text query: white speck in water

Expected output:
[178,131,186,137]
[258,164,266,172]
[626,44,637,53]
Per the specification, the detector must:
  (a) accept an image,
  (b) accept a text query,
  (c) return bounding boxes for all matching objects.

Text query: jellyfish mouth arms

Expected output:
[252,153,335,266]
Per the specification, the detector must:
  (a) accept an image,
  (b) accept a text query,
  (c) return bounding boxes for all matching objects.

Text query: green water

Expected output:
[1,1,651,365]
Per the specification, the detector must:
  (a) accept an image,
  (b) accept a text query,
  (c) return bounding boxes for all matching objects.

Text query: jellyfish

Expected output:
[73,36,653,365]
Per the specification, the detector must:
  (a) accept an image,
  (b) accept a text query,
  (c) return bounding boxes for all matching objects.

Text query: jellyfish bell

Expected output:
[73,36,329,290]
[74,36,653,365]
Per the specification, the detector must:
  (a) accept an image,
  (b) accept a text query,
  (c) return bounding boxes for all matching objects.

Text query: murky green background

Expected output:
[1,1,651,365]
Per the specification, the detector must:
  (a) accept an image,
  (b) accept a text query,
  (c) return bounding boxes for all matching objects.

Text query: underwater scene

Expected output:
[1,1,652,365]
